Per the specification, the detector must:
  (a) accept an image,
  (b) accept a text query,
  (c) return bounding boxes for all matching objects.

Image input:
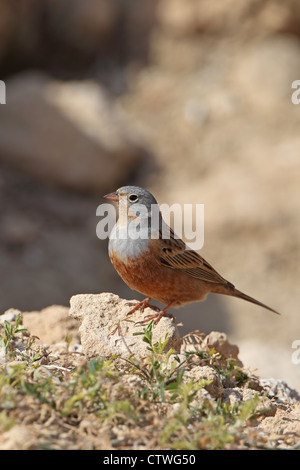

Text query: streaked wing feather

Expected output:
[158,229,229,285]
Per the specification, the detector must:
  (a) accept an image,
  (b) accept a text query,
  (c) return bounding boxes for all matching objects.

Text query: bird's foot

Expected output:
[134,302,175,325]
[125,297,160,316]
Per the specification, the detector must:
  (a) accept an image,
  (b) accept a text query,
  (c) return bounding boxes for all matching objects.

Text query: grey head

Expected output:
[104,185,159,219]
[105,186,163,259]
[116,186,158,207]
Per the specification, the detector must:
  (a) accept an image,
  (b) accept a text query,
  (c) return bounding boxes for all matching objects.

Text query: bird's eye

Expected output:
[128,194,138,202]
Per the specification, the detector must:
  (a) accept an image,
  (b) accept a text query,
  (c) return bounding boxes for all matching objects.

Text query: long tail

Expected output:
[231,288,280,315]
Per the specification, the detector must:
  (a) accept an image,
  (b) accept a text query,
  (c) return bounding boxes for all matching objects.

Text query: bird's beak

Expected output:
[104,191,119,202]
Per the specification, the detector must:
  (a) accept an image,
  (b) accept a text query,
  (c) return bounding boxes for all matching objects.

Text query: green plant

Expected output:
[123,320,189,403]
[0,314,27,356]
[61,357,116,417]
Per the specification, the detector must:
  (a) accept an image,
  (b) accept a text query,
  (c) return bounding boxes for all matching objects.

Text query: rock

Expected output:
[185,365,224,399]
[223,387,276,417]
[202,331,241,366]
[0,72,144,193]
[258,404,300,444]
[259,378,300,404]
[69,293,181,360]
[0,308,21,324]
[22,305,79,345]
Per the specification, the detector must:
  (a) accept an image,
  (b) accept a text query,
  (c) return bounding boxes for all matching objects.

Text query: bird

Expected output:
[104,185,279,324]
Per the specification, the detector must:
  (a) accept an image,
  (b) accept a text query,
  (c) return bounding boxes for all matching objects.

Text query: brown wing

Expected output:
[155,228,280,313]
[157,228,233,286]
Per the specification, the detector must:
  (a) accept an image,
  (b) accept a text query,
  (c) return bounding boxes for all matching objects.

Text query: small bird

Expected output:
[105,186,279,324]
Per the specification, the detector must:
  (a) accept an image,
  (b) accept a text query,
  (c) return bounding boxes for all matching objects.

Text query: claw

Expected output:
[126,297,160,316]
[134,302,175,326]
[124,298,175,327]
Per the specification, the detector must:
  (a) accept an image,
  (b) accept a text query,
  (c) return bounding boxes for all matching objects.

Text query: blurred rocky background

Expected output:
[0,0,299,387]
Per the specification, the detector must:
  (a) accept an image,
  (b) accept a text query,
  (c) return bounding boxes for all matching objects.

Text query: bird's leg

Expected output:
[111,298,154,332]
[135,302,175,325]
[125,297,160,317]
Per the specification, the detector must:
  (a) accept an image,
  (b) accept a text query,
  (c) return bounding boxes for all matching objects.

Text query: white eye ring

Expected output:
[128,194,138,202]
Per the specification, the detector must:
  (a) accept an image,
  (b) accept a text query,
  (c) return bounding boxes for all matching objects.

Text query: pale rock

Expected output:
[184,364,224,399]
[0,308,21,324]
[69,293,181,360]
[258,404,300,439]
[259,378,300,404]
[223,387,276,416]
[202,331,241,365]
[22,305,79,345]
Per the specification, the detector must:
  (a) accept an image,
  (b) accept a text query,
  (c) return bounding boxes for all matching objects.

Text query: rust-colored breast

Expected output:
[109,243,210,306]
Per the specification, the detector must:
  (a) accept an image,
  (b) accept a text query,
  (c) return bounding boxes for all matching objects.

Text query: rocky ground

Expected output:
[0,0,299,450]
[0,0,299,387]
[0,295,299,450]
